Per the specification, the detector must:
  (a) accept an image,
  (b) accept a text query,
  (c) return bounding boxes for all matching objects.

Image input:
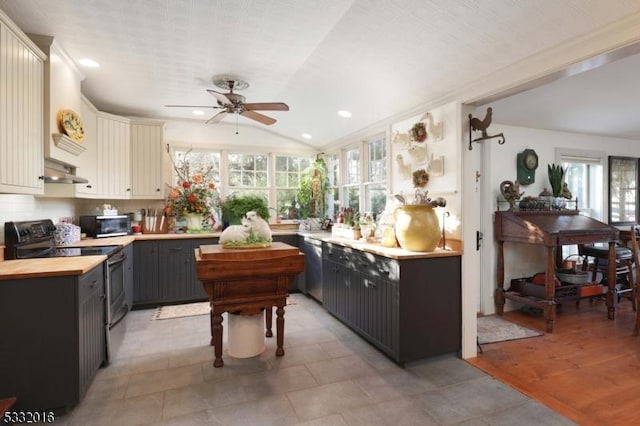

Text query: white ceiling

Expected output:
[1,0,640,148]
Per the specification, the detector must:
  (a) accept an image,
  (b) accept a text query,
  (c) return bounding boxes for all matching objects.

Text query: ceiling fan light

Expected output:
[302,133,312,139]
[338,110,352,118]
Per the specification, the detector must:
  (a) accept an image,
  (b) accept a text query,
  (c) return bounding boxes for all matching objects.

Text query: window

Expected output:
[275,155,311,219]
[365,134,387,217]
[343,146,361,212]
[559,153,604,220]
[172,148,220,186]
[608,156,638,225]
[557,149,605,259]
[227,152,268,199]
[325,153,340,219]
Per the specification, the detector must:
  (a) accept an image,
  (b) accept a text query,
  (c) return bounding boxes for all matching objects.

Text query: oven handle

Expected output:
[107,250,127,266]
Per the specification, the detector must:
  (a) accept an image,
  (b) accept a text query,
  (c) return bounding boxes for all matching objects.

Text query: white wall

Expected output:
[480,123,640,315]
[390,102,462,240]
[0,195,76,243]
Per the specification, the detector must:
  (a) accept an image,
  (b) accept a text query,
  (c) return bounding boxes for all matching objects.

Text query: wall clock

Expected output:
[516,149,538,185]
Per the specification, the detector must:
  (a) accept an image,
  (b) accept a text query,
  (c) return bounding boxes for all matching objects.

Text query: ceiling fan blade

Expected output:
[165,104,222,109]
[206,111,228,124]
[206,89,232,106]
[241,110,277,125]
[243,102,289,111]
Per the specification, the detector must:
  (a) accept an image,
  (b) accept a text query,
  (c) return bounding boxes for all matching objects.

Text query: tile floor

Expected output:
[56,294,574,425]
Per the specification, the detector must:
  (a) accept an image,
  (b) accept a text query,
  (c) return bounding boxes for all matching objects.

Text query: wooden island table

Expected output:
[495,210,619,332]
[195,242,305,367]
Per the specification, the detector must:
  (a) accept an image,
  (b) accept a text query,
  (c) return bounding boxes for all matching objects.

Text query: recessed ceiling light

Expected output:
[337,110,352,118]
[78,58,100,68]
[301,133,312,139]
[192,110,205,116]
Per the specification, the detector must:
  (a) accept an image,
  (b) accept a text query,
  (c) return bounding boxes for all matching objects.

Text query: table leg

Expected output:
[276,305,285,356]
[607,241,617,320]
[209,308,214,346]
[265,307,273,337]
[213,312,224,368]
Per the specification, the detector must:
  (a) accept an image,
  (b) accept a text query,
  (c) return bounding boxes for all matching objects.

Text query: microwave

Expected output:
[80,215,130,238]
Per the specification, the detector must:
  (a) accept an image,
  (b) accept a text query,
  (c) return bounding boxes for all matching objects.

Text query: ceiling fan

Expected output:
[165,78,289,125]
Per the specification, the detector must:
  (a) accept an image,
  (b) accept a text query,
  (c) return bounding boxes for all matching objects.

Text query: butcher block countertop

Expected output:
[0,230,462,280]
[0,256,105,280]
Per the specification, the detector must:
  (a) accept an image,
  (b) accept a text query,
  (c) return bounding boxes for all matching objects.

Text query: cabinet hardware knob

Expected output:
[126,188,131,191]
[38,175,44,180]
[86,184,92,188]
[156,188,160,192]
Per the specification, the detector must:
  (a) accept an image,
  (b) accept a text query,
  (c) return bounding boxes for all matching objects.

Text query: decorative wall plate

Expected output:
[57,109,84,143]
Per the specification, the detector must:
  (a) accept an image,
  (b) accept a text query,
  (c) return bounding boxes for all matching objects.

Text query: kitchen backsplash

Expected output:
[0,195,165,244]
[0,194,75,244]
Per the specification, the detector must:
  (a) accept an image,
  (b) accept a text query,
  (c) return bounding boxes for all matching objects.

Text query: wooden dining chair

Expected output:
[629,224,640,335]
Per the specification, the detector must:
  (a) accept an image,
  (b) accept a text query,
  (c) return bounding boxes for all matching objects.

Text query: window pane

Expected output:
[255,155,268,171]
[346,148,360,185]
[242,173,255,187]
[276,156,287,171]
[344,186,360,211]
[228,154,241,171]
[275,172,287,187]
[609,157,637,225]
[365,183,386,217]
[229,171,241,187]
[255,171,268,187]
[243,155,255,170]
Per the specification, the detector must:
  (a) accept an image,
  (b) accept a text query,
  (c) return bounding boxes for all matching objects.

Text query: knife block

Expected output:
[142,215,169,234]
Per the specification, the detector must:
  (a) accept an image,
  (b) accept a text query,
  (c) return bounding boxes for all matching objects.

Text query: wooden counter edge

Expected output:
[0,256,105,280]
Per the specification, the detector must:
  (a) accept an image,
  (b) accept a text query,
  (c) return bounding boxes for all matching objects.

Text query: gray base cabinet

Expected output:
[133,238,211,307]
[0,264,105,412]
[322,242,461,364]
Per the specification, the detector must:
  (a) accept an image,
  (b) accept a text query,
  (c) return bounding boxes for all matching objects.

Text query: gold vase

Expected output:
[394,204,441,252]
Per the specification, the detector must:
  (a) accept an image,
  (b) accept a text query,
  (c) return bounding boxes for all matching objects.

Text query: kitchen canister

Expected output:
[55,223,81,246]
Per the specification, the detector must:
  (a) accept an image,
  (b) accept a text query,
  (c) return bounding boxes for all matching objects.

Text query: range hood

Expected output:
[43,158,88,184]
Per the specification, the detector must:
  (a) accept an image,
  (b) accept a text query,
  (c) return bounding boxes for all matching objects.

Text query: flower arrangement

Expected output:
[165,150,220,218]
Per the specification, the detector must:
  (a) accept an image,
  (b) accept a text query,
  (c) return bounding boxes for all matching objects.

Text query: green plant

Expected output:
[221,193,270,225]
[297,156,329,218]
[547,163,566,197]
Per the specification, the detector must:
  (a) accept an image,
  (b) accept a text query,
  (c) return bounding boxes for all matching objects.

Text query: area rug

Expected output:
[153,297,297,320]
[477,315,543,344]
[154,301,210,320]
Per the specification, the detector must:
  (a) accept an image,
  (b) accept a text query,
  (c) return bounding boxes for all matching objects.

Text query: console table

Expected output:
[194,242,305,367]
[495,211,619,332]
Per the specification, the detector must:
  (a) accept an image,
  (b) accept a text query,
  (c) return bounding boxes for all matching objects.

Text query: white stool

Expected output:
[227,311,265,358]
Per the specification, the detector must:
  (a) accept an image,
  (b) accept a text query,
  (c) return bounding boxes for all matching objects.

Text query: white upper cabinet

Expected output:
[96,112,131,199]
[130,118,165,199]
[76,95,98,195]
[0,10,46,194]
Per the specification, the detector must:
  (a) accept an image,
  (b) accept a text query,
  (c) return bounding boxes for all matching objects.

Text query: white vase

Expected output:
[184,213,204,232]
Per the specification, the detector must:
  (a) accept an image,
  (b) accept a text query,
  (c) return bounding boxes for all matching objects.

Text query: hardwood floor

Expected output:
[468,298,640,425]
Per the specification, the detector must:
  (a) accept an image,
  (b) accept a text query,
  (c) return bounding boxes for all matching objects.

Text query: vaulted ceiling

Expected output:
[2,0,640,148]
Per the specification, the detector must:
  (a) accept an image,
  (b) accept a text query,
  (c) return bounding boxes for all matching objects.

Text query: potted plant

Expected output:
[297,156,329,218]
[220,193,270,226]
[547,163,567,210]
